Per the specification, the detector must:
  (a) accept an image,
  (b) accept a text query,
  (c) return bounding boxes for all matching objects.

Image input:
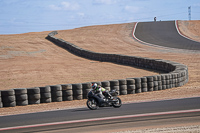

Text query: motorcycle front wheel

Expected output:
[112,97,122,108]
[86,98,99,110]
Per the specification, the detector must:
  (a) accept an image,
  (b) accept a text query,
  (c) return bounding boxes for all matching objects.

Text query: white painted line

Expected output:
[132,22,153,45]
[132,21,199,52]
[132,22,177,50]
[0,108,200,131]
[124,96,200,105]
[175,20,200,43]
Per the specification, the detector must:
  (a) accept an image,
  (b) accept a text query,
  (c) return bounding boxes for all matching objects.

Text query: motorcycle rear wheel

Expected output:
[112,97,122,108]
[87,98,99,110]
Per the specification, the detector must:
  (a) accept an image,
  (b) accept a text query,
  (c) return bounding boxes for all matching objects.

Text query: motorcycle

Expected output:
[86,89,122,110]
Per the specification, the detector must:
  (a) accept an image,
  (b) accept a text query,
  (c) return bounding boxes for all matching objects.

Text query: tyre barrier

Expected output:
[109,80,120,95]
[82,82,92,99]
[133,78,142,93]
[161,74,167,90]
[119,79,127,95]
[14,88,28,106]
[72,83,83,100]
[0,90,2,108]
[153,75,159,91]
[126,79,136,94]
[1,89,16,107]
[50,85,62,102]
[146,76,154,91]
[157,75,162,90]
[27,87,40,105]
[40,86,51,103]
[101,81,110,91]
[141,77,148,92]
[0,31,189,108]
[61,84,73,101]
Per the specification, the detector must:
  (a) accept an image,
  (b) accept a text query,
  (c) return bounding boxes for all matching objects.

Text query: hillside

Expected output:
[0,23,157,90]
[0,20,200,115]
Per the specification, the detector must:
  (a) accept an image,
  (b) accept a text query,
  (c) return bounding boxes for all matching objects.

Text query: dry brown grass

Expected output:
[0,27,156,90]
[0,20,200,116]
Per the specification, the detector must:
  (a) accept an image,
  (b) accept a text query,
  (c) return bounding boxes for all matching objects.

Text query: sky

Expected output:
[0,0,199,34]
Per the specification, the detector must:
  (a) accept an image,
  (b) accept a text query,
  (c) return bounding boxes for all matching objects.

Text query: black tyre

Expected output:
[112,97,122,108]
[40,86,51,93]
[50,85,62,91]
[126,79,135,85]
[14,88,27,95]
[82,82,92,88]
[1,89,15,96]
[82,82,92,99]
[62,90,73,96]
[101,81,110,87]
[133,78,141,83]
[16,100,28,106]
[41,98,51,103]
[73,90,82,95]
[28,94,41,100]
[2,96,15,103]
[16,94,28,101]
[27,87,40,94]
[86,98,99,110]
[141,77,147,83]
[52,91,62,97]
[0,102,3,108]
[120,90,127,95]
[127,85,136,94]
[52,97,62,102]
[63,96,73,101]
[110,80,119,86]
[28,99,40,105]
[41,93,51,98]
[147,76,154,82]
[148,82,154,88]
[3,101,16,107]
[61,84,72,90]
[142,88,148,92]
[118,79,126,85]
[136,88,142,93]
[74,95,83,100]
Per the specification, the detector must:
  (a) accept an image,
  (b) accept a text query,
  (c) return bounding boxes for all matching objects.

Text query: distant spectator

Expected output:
[154,17,156,22]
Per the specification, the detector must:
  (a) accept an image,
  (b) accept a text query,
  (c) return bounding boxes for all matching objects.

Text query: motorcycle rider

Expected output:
[91,83,113,101]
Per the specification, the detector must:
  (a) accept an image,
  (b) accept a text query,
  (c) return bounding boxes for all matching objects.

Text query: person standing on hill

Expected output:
[154,17,157,22]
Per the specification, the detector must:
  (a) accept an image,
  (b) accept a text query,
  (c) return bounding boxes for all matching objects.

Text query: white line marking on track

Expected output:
[132,21,199,52]
[124,96,200,105]
[0,108,200,131]
[132,22,178,50]
[175,20,200,43]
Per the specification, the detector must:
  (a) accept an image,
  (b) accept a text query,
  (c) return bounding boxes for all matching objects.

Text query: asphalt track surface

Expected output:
[134,21,200,50]
[0,97,200,132]
[1,22,200,132]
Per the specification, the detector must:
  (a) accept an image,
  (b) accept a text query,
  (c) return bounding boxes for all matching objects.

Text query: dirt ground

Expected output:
[178,20,200,42]
[0,20,200,116]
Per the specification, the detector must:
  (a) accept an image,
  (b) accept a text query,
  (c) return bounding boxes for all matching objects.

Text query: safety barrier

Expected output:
[1,89,16,107]
[40,86,51,103]
[27,87,40,105]
[0,91,2,108]
[0,31,188,108]
[61,84,73,101]
[14,88,28,106]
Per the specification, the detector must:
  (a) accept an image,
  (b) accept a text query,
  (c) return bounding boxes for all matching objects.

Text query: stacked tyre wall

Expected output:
[0,31,188,108]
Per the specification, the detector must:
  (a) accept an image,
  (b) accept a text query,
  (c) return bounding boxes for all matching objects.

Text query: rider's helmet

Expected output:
[92,83,97,90]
